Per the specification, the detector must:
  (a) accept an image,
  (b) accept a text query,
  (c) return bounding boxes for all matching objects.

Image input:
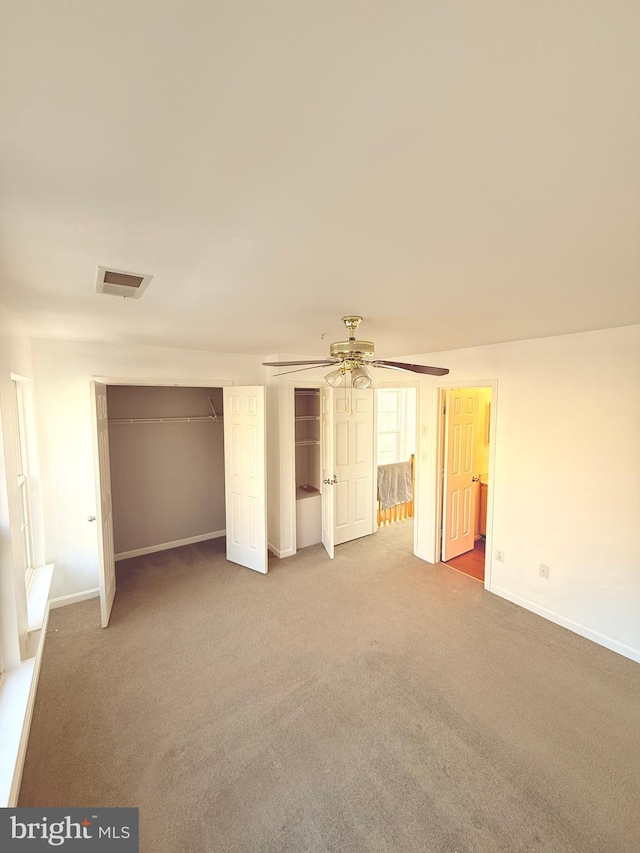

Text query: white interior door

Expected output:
[334,386,374,546]
[442,388,478,561]
[91,380,116,627]
[320,386,335,559]
[223,386,267,573]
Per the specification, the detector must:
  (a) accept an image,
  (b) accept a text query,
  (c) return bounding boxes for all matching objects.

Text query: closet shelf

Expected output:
[295,439,319,446]
[109,416,223,424]
[295,415,319,421]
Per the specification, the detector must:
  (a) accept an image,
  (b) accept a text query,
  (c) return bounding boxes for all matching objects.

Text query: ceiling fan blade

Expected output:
[368,359,450,376]
[262,359,338,367]
[273,363,339,377]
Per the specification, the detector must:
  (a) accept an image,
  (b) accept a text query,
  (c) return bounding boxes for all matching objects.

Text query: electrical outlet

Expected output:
[539,563,550,579]
[495,549,504,562]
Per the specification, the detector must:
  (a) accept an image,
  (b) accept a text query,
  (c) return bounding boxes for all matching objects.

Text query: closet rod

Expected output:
[108,415,223,424]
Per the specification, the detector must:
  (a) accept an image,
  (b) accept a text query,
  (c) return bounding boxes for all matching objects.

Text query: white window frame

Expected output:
[376,388,416,465]
[12,378,35,590]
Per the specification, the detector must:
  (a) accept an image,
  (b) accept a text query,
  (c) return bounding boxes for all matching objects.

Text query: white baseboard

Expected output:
[49,588,100,610]
[269,543,295,558]
[414,548,436,564]
[491,585,640,664]
[115,530,225,561]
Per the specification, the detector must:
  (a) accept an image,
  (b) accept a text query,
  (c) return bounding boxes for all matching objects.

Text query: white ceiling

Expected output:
[1,1,639,358]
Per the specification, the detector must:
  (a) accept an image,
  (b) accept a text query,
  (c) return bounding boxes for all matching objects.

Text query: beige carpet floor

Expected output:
[19,523,640,853]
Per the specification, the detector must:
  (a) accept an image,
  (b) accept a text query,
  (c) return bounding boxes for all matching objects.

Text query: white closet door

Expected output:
[91,381,116,627]
[223,386,268,573]
[320,386,335,559]
[333,387,374,545]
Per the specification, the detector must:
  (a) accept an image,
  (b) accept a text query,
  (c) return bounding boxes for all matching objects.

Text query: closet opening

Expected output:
[294,387,322,549]
[106,385,226,563]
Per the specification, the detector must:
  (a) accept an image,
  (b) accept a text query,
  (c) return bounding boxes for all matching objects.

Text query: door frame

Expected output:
[284,377,422,558]
[89,375,234,622]
[433,379,498,590]
[373,379,420,552]
[285,379,324,557]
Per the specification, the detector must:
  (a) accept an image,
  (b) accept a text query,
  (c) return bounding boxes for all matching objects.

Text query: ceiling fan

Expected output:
[263,316,449,389]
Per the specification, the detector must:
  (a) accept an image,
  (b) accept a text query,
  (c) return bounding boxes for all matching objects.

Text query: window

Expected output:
[12,379,35,583]
[376,388,416,465]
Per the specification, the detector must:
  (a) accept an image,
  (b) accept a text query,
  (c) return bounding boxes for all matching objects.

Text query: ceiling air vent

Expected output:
[96,266,152,298]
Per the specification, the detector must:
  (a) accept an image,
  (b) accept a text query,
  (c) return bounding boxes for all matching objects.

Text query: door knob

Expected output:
[323,475,338,485]
[88,515,96,522]
[471,476,480,483]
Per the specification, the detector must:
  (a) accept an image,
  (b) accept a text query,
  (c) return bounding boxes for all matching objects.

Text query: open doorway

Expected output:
[438,386,492,582]
[375,386,417,537]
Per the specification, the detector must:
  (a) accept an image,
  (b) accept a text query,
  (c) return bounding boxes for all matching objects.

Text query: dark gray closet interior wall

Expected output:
[107,386,225,555]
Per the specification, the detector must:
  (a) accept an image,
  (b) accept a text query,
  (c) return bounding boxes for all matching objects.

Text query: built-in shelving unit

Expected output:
[295,388,322,548]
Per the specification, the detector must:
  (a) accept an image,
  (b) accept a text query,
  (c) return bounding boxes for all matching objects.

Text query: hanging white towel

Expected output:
[377,461,412,510]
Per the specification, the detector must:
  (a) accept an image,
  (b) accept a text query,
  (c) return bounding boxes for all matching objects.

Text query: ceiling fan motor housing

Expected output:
[330,339,375,359]
[330,315,374,360]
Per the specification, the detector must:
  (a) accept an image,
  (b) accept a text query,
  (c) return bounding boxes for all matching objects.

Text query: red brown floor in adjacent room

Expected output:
[445,538,486,582]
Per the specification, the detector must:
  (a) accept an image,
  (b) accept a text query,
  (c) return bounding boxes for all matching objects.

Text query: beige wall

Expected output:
[412,325,640,661]
[107,386,225,555]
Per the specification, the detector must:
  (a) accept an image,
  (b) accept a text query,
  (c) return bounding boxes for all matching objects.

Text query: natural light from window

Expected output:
[376,388,416,465]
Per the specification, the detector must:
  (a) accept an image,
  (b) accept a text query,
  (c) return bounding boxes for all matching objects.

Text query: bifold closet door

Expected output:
[223,386,268,574]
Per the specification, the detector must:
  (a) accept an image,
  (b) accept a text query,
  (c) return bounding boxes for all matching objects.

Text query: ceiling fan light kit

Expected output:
[262,316,449,385]
[351,364,373,389]
[324,367,346,388]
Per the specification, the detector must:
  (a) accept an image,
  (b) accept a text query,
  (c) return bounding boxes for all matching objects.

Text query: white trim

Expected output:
[491,586,640,664]
[90,375,235,624]
[414,547,433,564]
[114,530,226,561]
[288,379,324,558]
[280,547,295,558]
[26,564,54,633]
[0,598,51,807]
[49,588,100,610]
[92,376,233,387]
[269,543,295,558]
